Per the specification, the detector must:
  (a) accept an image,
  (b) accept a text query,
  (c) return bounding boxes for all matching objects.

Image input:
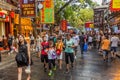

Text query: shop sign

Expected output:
[41,0,54,24]
[21,1,35,17]
[112,0,120,9]
[110,0,120,11]
[61,20,67,31]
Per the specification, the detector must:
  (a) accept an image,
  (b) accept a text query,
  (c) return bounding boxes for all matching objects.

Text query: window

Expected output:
[23,0,28,3]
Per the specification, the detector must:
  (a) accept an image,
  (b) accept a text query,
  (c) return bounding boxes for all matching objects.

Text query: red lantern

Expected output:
[10,11,15,18]
[5,16,9,22]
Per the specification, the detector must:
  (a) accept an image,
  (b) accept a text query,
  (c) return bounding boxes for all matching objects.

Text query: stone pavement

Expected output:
[1,49,120,80]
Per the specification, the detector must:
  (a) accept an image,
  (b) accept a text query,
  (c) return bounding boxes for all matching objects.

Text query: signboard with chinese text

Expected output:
[21,0,35,17]
[41,0,54,24]
[61,20,67,31]
[110,0,120,11]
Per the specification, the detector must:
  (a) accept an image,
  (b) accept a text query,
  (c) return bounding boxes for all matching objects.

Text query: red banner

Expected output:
[61,20,67,31]
[21,0,35,17]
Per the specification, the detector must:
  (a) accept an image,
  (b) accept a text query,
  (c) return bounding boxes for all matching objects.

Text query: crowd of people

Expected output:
[0,30,119,80]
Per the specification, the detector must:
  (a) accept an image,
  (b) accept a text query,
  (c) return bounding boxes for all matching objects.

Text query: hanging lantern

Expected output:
[10,11,15,18]
[5,16,9,22]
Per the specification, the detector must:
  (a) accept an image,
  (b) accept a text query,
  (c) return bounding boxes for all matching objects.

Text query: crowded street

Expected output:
[0,48,120,80]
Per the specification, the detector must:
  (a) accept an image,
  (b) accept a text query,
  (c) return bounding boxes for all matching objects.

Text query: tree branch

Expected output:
[55,0,74,15]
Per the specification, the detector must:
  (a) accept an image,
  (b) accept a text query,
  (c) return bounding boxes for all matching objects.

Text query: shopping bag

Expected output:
[83,43,88,51]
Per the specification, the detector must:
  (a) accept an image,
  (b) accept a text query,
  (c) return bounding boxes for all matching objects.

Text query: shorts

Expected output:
[57,52,63,59]
[88,42,92,46]
[103,50,109,56]
[41,54,48,63]
[111,47,117,52]
[65,53,74,64]
[74,46,78,52]
[36,46,41,52]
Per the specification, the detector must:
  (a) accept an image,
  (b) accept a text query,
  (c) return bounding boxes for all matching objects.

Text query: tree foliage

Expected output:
[55,0,98,28]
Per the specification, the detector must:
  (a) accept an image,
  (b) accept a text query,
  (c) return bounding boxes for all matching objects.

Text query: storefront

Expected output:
[0,10,10,37]
[0,1,17,37]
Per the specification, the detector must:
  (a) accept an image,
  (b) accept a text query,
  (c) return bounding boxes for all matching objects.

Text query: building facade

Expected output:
[0,0,17,37]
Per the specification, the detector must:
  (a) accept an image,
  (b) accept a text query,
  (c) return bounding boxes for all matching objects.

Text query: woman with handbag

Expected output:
[15,34,32,80]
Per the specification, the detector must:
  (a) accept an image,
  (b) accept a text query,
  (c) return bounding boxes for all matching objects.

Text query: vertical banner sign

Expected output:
[21,0,35,17]
[61,20,67,31]
[41,0,54,24]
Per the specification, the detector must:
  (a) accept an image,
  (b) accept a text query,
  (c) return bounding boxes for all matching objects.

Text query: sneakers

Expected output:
[48,70,52,76]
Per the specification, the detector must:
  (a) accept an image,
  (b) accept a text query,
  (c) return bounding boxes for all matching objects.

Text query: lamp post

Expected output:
[35,0,44,34]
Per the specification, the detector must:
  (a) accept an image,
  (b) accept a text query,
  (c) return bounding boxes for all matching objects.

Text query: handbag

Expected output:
[25,65,31,74]
[56,49,61,55]
[83,43,88,51]
[15,52,28,65]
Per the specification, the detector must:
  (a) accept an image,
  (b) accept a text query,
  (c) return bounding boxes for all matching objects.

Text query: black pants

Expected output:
[8,44,12,52]
[65,53,74,64]
[48,59,56,70]
[80,43,84,54]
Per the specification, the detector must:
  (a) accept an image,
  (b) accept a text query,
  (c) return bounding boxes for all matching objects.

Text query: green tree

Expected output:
[54,0,98,29]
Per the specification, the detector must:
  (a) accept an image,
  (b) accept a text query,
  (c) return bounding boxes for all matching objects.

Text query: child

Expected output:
[55,37,64,69]
[47,41,56,76]
[41,36,49,72]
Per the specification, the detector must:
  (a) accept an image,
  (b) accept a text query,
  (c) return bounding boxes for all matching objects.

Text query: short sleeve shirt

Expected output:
[64,39,74,53]
[111,36,119,47]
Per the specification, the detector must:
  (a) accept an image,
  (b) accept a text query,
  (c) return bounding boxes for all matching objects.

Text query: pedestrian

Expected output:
[55,36,64,70]
[110,33,120,59]
[0,37,4,62]
[64,34,75,73]
[15,34,32,80]
[41,36,49,72]
[79,32,86,54]
[35,35,42,58]
[8,34,14,55]
[101,35,110,61]
[30,34,35,51]
[47,41,56,76]
[72,32,79,59]
[88,35,93,49]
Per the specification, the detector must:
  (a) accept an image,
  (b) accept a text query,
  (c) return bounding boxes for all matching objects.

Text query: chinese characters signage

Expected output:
[41,0,54,24]
[61,20,67,31]
[21,0,35,17]
[110,0,120,11]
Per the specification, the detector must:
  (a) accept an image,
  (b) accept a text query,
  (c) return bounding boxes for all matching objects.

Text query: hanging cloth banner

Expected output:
[40,0,54,24]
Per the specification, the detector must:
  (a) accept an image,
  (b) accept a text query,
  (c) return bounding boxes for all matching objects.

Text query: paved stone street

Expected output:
[0,48,120,80]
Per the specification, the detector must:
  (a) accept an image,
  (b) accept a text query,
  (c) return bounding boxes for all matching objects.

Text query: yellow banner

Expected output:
[14,14,19,24]
[90,24,94,28]
[21,18,32,26]
[113,0,120,9]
